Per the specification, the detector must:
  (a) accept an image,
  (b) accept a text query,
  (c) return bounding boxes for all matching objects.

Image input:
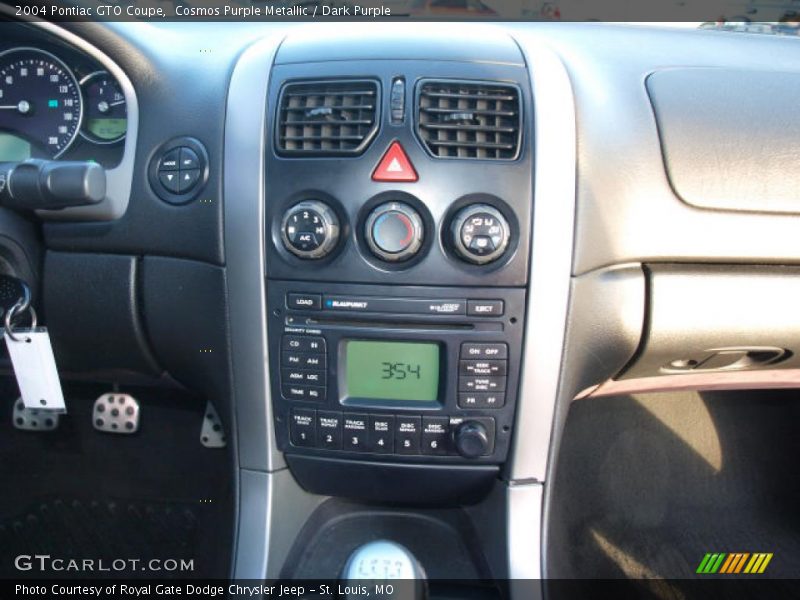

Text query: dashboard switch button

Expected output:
[179,147,200,170]
[159,148,180,171]
[287,293,322,311]
[289,408,316,447]
[317,411,343,450]
[421,417,450,455]
[372,141,418,182]
[343,414,369,452]
[368,415,395,453]
[395,416,421,455]
[467,300,504,317]
[158,170,180,194]
[178,168,201,193]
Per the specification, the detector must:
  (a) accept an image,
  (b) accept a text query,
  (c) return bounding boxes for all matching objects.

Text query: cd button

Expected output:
[282,335,326,354]
[343,414,369,452]
[395,416,421,455]
[368,415,395,453]
[317,411,342,450]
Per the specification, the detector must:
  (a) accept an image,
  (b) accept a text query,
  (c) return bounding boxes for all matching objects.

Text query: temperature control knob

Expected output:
[365,202,424,262]
[281,200,340,259]
[451,204,510,265]
[453,420,490,459]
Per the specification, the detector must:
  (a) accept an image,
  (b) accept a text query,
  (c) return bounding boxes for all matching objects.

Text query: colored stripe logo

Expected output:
[697,552,773,574]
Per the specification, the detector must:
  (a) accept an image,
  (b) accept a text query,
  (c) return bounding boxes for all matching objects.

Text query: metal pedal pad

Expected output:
[12,398,60,431]
[93,393,139,434]
[200,401,226,448]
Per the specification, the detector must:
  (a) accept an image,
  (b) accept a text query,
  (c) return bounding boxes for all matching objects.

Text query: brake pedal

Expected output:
[93,393,140,434]
[12,398,60,431]
[200,401,226,448]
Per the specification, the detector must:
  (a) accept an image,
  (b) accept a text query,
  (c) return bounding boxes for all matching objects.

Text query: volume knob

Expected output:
[454,420,489,459]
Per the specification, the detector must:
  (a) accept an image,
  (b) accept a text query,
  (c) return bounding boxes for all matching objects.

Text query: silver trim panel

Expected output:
[225,33,285,473]
[508,35,577,484]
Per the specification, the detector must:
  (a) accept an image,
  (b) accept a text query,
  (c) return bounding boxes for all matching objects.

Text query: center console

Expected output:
[263,38,533,503]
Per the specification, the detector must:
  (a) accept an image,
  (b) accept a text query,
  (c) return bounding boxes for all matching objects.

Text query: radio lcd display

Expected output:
[344,340,440,402]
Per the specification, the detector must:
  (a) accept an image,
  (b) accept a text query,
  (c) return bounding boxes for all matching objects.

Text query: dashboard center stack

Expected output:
[264,56,533,499]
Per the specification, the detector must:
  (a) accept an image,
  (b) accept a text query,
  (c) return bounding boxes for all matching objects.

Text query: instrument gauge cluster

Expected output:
[0,46,127,164]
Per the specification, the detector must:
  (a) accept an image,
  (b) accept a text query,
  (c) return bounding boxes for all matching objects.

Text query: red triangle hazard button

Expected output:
[372,141,418,182]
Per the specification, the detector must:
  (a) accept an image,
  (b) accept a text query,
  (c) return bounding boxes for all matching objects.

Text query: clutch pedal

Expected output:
[93,393,140,434]
[12,398,60,431]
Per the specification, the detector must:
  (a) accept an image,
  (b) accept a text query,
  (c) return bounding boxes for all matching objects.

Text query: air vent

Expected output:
[277,80,379,156]
[417,80,521,160]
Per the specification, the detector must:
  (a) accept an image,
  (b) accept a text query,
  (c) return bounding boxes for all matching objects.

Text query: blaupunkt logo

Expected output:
[696,552,773,574]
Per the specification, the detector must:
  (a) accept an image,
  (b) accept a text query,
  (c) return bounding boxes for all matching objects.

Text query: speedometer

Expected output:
[0,47,83,158]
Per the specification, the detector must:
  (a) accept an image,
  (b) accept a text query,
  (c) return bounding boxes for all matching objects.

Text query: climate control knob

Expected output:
[281,200,340,259]
[451,204,510,265]
[365,202,424,262]
[453,420,490,459]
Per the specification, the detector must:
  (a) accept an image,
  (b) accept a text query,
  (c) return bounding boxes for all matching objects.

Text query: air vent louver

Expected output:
[417,81,521,160]
[277,80,379,156]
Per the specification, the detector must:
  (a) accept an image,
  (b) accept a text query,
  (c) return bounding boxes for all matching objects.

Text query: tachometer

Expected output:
[80,70,127,144]
[0,47,83,158]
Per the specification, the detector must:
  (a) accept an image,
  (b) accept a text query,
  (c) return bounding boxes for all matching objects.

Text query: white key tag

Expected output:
[5,327,66,413]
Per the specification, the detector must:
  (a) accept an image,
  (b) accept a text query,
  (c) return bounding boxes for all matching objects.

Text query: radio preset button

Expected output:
[287,293,322,311]
[460,343,508,360]
[467,300,505,317]
[395,416,421,455]
[368,415,395,453]
[282,335,326,354]
[317,411,343,450]
[289,408,316,447]
[459,376,506,393]
[458,392,505,409]
[343,414,369,452]
[421,417,450,455]
[459,360,507,376]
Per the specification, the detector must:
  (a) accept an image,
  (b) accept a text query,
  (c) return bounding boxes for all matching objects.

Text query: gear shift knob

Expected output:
[342,540,427,600]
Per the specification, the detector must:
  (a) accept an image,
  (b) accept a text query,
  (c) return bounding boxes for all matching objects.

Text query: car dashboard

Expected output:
[0,14,799,593]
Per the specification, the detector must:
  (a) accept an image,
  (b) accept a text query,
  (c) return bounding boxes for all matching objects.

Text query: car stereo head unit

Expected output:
[267,280,525,464]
